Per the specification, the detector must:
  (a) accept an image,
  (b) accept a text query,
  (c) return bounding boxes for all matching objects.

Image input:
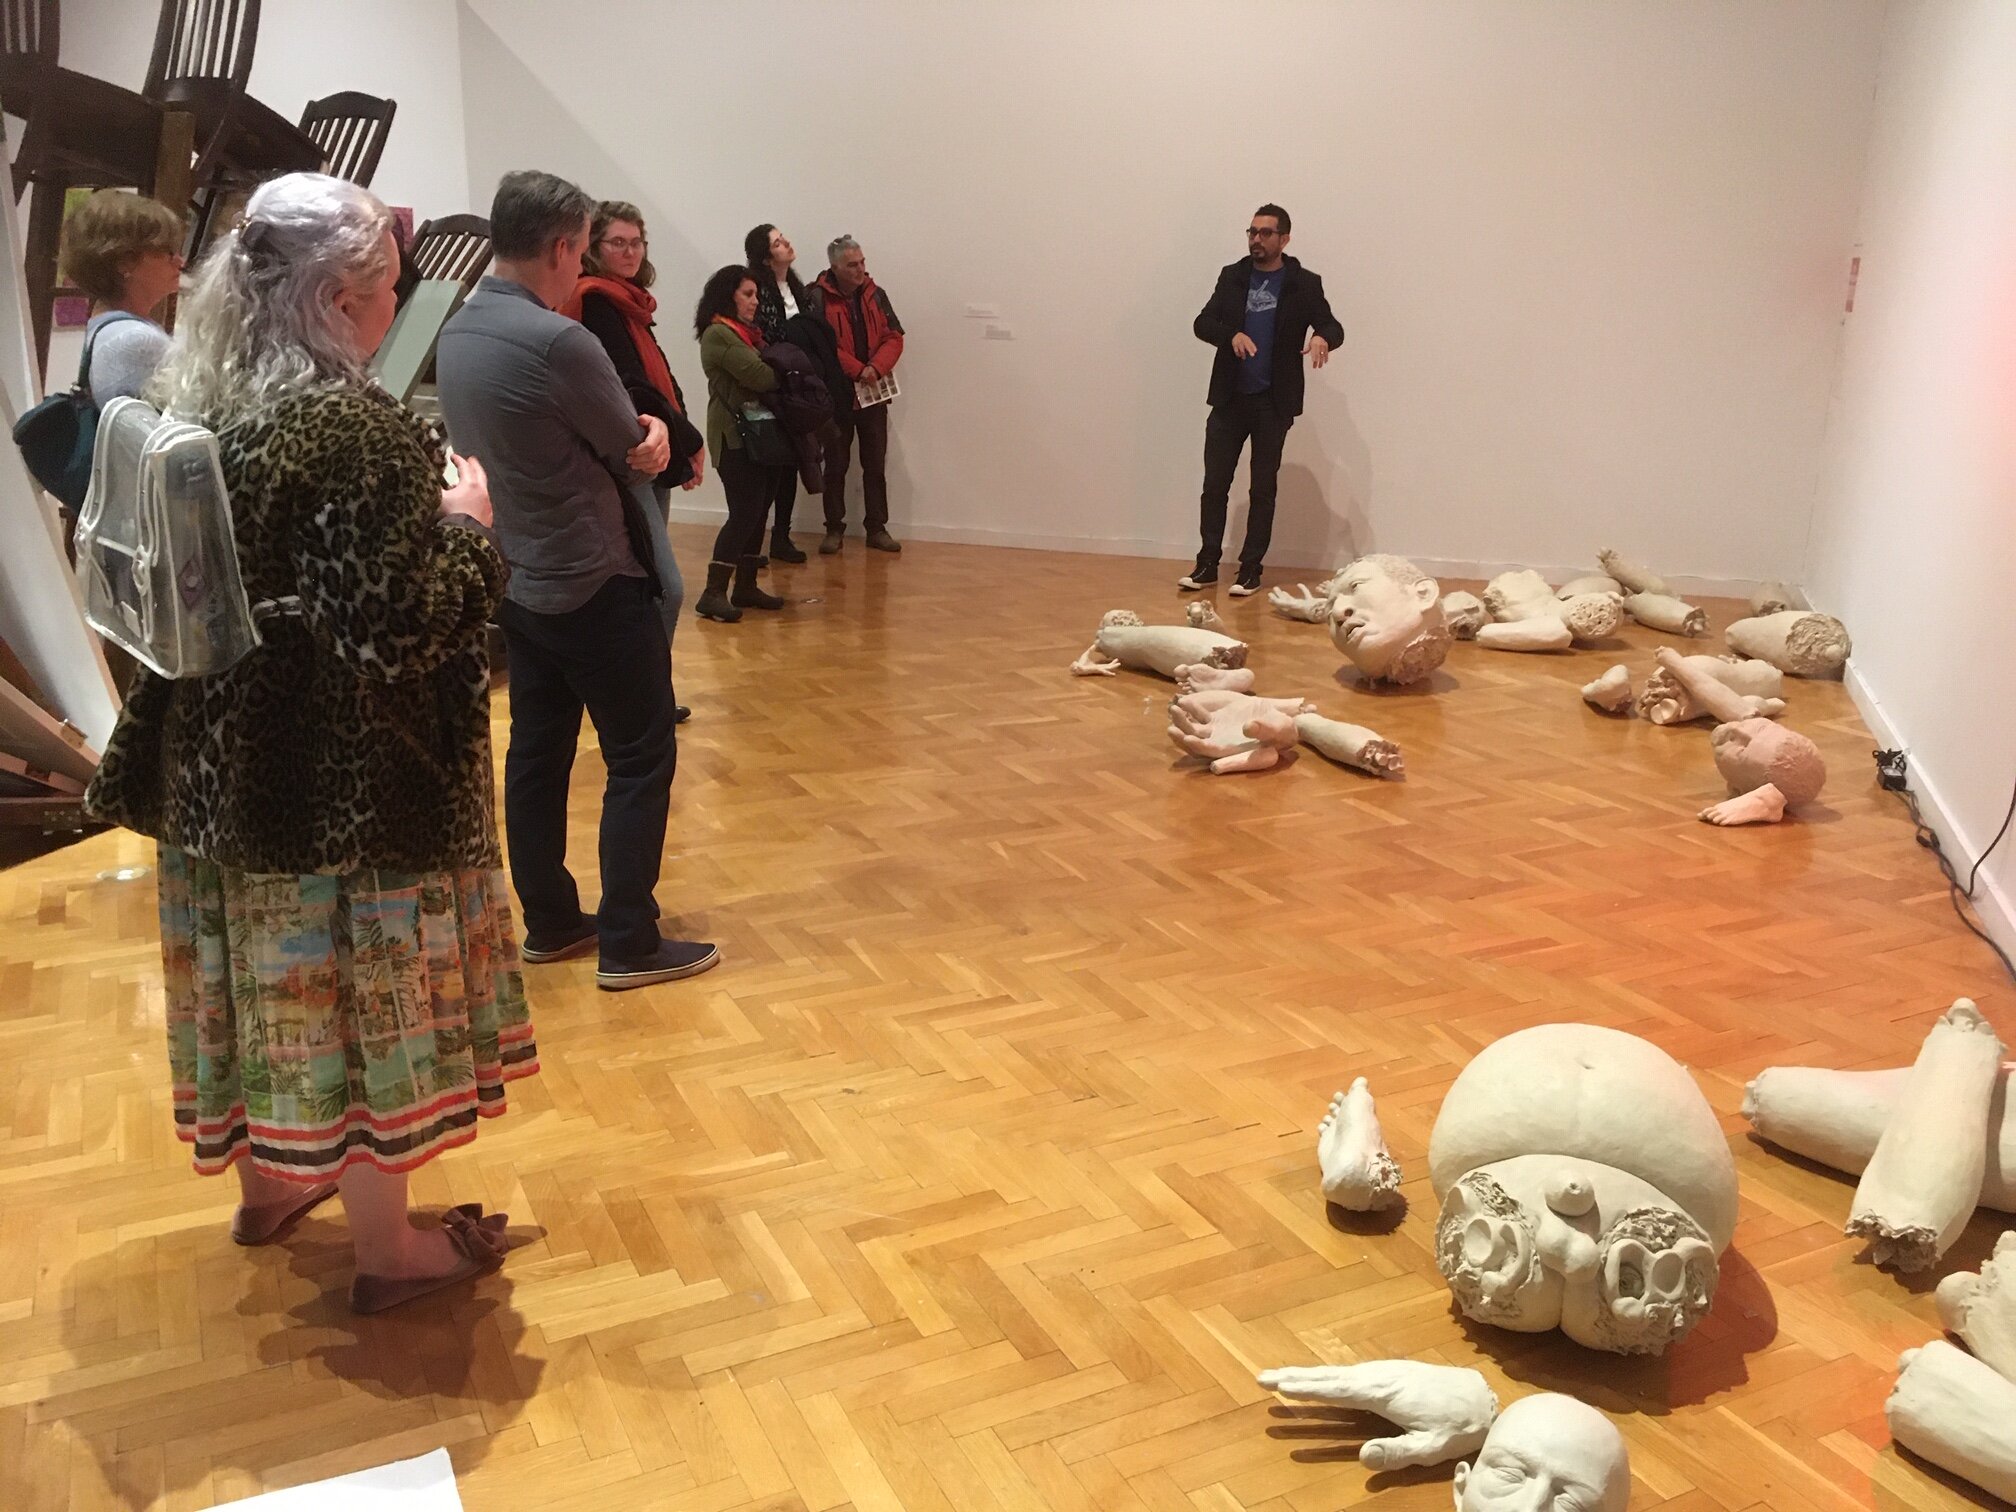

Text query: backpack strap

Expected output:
[75,311,146,395]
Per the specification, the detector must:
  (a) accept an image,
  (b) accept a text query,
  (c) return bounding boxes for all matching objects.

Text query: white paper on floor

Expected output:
[206,1448,463,1510]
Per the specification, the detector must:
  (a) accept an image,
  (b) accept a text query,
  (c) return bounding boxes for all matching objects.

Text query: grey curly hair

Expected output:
[148,173,395,423]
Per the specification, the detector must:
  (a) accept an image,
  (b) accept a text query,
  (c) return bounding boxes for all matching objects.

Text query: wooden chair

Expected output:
[297,90,396,188]
[404,214,493,298]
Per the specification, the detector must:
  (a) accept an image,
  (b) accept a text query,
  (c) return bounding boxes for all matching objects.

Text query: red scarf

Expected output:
[562,275,684,416]
[712,313,765,350]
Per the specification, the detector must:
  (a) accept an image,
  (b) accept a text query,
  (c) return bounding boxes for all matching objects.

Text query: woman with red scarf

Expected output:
[563,203,706,660]
[692,265,790,623]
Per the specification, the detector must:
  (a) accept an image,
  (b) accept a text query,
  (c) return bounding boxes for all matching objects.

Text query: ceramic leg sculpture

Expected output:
[1651,647,1786,722]
[1078,610,1250,680]
[1887,1341,2016,1504]
[1639,655,1784,725]
[1440,591,1489,640]
[1749,582,1795,616]
[1726,610,1851,678]
[1848,1000,2007,1271]
[1582,665,1634,714]
[1318,1079,1403,1210]
[1623,592,1707,636]
[1294,713,1404,778]
[1257,1362,1497,1471]
[1937,1231,2016,1381]
[1477,618,1573,652]
[1597,549,1669,596]
[1743,1063,2016,1212]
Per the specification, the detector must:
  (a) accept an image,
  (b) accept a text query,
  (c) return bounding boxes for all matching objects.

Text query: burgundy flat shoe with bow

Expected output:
[347,1203,513,1315]
[231,1181,339,1246]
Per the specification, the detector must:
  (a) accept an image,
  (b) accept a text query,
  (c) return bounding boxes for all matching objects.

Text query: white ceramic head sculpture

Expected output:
[1710,719,1825,807]
[1451,1394,1631,1512]
[1428,1023,1738,1355]
[1327,554,1452,685]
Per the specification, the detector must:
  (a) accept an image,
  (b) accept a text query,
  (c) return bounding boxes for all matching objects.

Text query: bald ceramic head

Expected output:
[1710,718,1826,807]
[1452,1394,1631,1512]
[1326,554,1451,684]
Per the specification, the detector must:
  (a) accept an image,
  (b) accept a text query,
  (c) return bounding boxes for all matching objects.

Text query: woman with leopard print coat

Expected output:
[85,174,537,1315]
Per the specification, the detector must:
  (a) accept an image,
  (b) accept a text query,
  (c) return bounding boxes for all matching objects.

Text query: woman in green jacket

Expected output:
[692,265,787,622]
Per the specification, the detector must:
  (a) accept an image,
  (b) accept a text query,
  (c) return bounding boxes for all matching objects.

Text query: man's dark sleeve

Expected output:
[1193,266,1241,348]
[1305,274,1345,349]
[549,324,651,482]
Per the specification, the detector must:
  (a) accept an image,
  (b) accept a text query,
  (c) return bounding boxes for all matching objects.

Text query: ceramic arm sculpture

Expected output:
[1742,1062,2016,1212]
[1597,549,1670,596]
[1887,1341,2016,1504]
[1294,713,1404,778]
[1623,592,1708,636]
[1318,1079,1403,1209]
[1936,1231,2016,1381]
[1256,1362,1498,1471]
[1269,584,1335,623]
[1582,665,1634,714]
[1440,591,1489,640]
[1085,611,1249,680]
[1848,1000,2007,1271]
[1639,655,1784,725]
[1726,610,1851,678]
[1168,690,1309,774]
[1651,648,1786,723]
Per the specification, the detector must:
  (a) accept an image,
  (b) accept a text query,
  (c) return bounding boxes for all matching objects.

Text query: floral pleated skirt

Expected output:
[156,843,539,1183]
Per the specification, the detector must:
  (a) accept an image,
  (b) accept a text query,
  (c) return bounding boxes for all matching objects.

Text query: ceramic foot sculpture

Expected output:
[1649,648,1785,723]
[1073,610,1249,680]
[1937,1231,2016,1380]
[1318,1079,1403,1210]
[1440,590,1489,641]
[1175,662,1256,694]
[1725,610,1851,678]
[1638,654,1784,726]
[1326,555,1453,686]
[1167,689,1308,774]
[1848,1000,2007,1271]
[1699,718,1826,825]
[1186,601,1226,631]
[1887,1341,2016,1504]
[1257,1362,1498,1471]
[1428,1022,1738,1354]
[1295,713,1404,778]
[1743,1061,2016,1213]
[1598,548,1668,597]
[1622,592,1708,637]
[1582,665,1634,714]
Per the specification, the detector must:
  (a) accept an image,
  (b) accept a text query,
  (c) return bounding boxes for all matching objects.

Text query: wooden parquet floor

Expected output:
[1,527,2009,1511]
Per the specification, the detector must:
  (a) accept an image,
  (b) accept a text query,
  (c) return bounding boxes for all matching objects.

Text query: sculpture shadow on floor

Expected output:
[1264,1404,1451,1489]
[1893,1444,2011,1511]
[1334,666,1459,699]
[1326,1197,1407,1237]
[1450,1245,1779,1415]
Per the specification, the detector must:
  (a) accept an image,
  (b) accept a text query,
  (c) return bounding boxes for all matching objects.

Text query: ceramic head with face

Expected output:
[1326,554,1452,685]
[1710,718,1826,807]
[1451,1394,1631,1512]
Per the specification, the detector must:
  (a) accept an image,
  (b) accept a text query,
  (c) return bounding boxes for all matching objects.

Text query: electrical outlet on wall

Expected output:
[983,325,1015,341]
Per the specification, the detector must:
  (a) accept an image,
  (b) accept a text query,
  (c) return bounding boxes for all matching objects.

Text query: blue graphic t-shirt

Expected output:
[1237,265,1285,394]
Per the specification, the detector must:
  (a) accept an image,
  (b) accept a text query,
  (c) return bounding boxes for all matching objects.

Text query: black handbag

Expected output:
[12,313,140,514]
[735,401,795,468]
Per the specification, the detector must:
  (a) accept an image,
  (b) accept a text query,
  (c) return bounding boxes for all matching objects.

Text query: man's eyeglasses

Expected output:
[1246,228,1282,239]
[600,237,646,253]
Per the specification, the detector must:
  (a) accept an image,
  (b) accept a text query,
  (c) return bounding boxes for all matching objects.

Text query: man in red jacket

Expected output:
[814,236,905,554]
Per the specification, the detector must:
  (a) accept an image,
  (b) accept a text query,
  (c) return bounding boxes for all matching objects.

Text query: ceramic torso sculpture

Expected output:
[1725,610,1850,678]
[1325,554,1452,685]
[1428,1023,1738,1354]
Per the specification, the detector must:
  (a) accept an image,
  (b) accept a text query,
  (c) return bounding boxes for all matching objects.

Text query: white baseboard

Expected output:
[663,502,1772,597]
[1842,663,2016,964]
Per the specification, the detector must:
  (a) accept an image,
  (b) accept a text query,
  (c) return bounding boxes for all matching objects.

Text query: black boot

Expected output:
[731,556,785,611]
[770,529,807,564]
[694,561,741,623]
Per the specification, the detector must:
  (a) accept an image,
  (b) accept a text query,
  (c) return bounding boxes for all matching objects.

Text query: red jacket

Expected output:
[814,270,904,380]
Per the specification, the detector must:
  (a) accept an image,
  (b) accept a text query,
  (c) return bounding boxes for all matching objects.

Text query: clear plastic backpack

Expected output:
[75,397,264,679]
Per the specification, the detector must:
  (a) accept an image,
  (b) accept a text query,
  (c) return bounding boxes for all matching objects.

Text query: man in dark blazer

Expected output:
[1183,204,1345,595]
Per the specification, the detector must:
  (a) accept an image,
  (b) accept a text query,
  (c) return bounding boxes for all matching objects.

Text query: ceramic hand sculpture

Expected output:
[1638,654,1784,726]
[1167,689,1309,774]
[1582,666,1634,714]
[1270,581,1340,624]
[1257,1361,1498,1472]
[1326,555,1452,686]
[1295,713,1405,778]
[1725,610,1851,678]
[1428,1022,1738,1354]
[1072,610,1248,680]
[1700,718,1826,825]
[1318,1079,1403,1209]
[1441,591,1490,640]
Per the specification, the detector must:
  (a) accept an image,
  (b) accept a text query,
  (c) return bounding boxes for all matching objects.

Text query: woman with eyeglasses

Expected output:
[741,223,811,564]
[565,202,707,678]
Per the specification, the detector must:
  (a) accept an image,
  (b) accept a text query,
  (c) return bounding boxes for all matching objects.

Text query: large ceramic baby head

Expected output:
[1428,1024,1739,1355]
[1452,1394,1631,1512]
[1326,554,1451,685]
[1710,719,1826,807]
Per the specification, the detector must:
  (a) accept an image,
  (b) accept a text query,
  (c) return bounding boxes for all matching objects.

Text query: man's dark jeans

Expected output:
[823,403,890,532]
[498,574,676,960]
[1197,390,1293,573]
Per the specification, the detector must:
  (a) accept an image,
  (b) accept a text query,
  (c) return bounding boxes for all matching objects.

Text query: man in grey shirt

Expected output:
[436,170,718,991]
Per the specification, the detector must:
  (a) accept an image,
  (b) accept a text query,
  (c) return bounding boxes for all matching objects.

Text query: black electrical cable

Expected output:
[1880,751,2016,983]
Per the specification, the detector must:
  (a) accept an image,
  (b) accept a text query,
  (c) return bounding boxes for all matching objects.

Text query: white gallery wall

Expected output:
[453,0,1887,588]
[1805,0,2016,951]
